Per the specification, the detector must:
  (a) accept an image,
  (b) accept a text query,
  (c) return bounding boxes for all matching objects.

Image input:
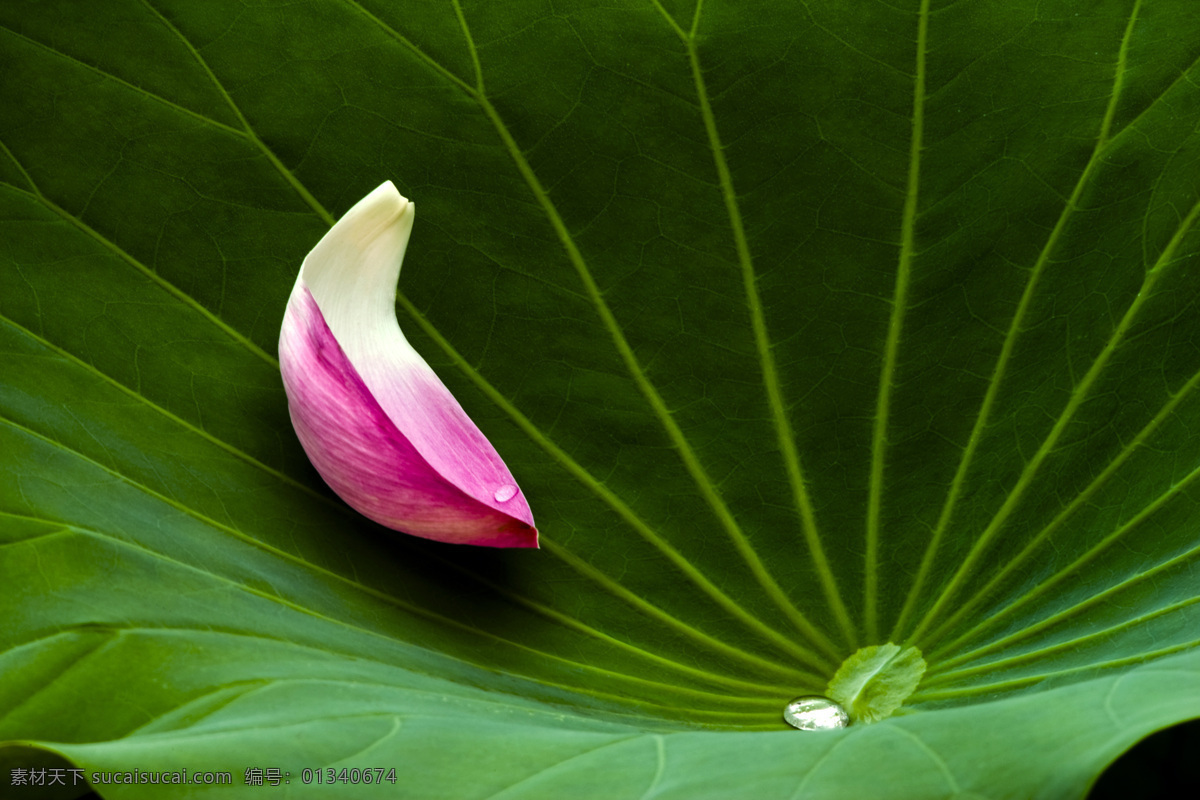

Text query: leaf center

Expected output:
[826,643,927,723]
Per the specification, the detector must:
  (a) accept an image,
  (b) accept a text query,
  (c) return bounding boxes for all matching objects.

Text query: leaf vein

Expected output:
[453,4,841,660]
[868,0,930,641]
[677,12,856,649]
[896,0,1146,643]
[138,0,334,225]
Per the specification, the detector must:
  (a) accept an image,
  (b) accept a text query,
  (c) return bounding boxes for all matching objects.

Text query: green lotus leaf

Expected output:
[4,0,1200,797]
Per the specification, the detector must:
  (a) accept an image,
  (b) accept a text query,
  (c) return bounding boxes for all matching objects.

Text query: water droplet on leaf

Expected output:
[493,484,518,503]
[782,696,850,731]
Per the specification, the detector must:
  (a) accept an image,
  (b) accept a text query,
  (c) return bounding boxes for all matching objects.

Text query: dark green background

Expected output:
[4,1,1200,797]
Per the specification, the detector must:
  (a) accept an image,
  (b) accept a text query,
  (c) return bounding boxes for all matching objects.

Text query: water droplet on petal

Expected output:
[493,484,518,503]
[783,696,850,731]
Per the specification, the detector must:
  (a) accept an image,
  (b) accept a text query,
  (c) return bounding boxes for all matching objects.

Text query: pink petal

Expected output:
[279,182,537,548]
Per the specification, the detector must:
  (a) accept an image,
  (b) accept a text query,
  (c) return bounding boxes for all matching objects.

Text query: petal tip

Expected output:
[486,521,539,550]
[367,179,411,212]
[521,526,540,550]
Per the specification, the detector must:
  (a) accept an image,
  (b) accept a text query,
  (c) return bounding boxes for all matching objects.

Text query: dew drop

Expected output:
[782,696,850,731]
[493,484,519,503]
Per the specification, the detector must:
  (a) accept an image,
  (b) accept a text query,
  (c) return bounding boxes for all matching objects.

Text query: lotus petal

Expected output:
[279,182,537,548]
